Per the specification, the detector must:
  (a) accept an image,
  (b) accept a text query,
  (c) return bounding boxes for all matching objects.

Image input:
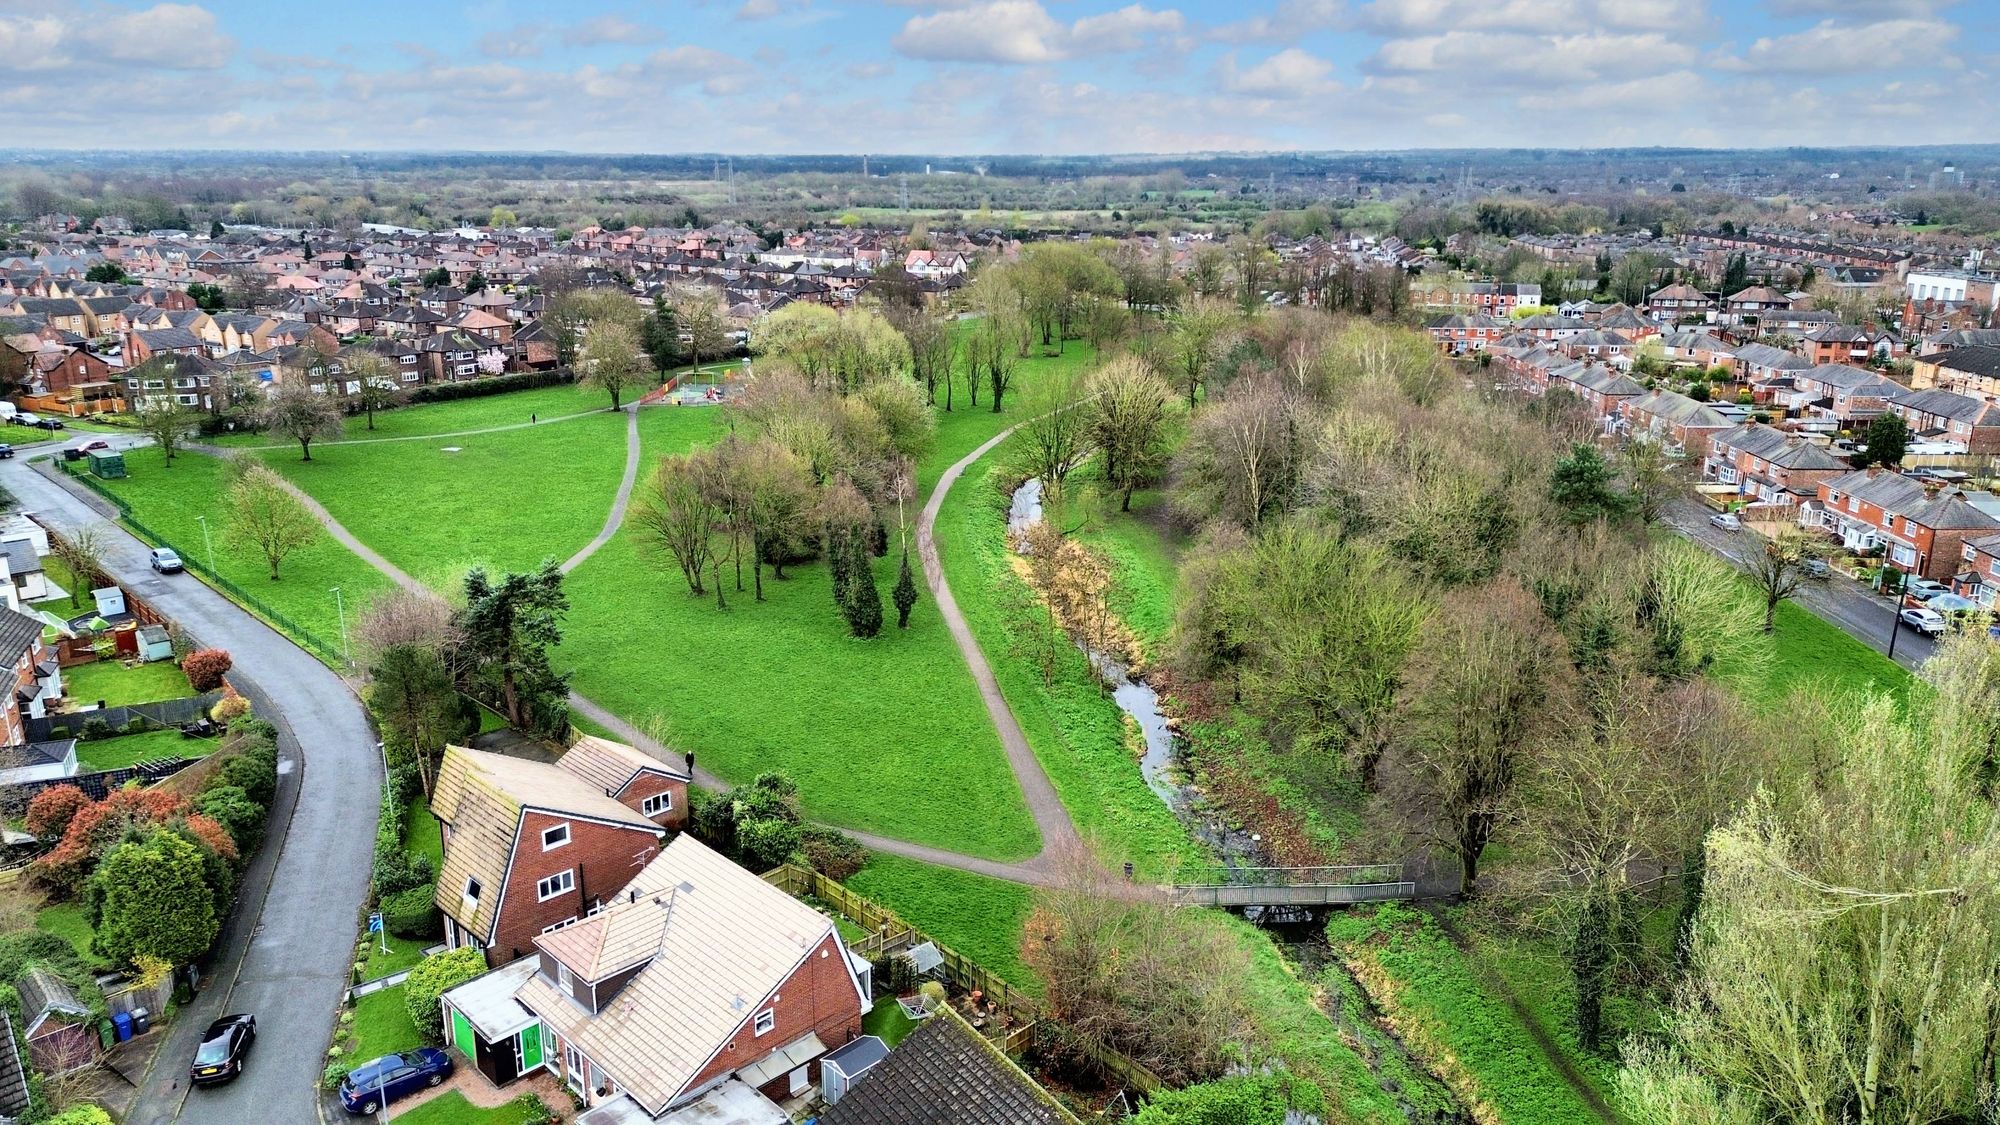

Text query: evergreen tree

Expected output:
[209,219,225,239]
[892,544,919,629]
[642,300,682,371]
[842,538,884,638]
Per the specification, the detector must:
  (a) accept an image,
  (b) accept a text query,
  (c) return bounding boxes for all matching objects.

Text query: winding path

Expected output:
[238,403,1072,886]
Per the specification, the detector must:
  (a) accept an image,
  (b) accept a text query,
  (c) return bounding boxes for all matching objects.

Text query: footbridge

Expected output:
[1165,864,1431,909]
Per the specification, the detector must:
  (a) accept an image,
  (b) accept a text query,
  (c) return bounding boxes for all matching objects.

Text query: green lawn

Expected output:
[61,659,191,708]
[391,1091,551,1125]
[404,793,443,872]
[916,336,1099,496]
[76,727,220,771]
[350,984,426,1061]
[94,445,393,659]
[1718,590,1910,712]
[212,381,616,447]
[845,854,1037,992]
[1073,486,1184,663]
[862,1001,919,1048]
[932,454,1203,878]
[360,930,432,982]
[35,901,96,962]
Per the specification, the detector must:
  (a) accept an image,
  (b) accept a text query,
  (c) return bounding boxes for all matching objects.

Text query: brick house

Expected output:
[0,608,61,748]
[1882,387,2000,454]
[430,739,693,966]
[1912,344,2000,397]
[488,835,868,1120]
[1784,364,1904,425]
[1549,363,1644,417]
[1721,284,1793,327]
[1423,313,1509,354]
[1952,533,2000,607]
[1615,389,1733,450]
[1804,325,1895,366]
[1803,469,2000,581]
[1644,282,1713,323]
[1701,423,1851,507]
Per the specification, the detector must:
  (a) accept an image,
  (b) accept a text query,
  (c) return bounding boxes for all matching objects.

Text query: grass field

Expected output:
[34,901,96,963]
[1072,486,1183,663]
[77,727,220,771]
[932,455,1204,878]
[404,793,444,872]
[212,382,616,448]
[359,930,431,982]
[61,659,191,708]
[350,984,426,1061]
[96,445,394,652]
[391,1091,551,1125]
[845,854,1037,991]
[1718,589,1911,711]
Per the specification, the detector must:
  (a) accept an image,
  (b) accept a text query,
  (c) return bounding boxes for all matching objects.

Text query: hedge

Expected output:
[404,948,487,1042]
[406,368,576,404]
[380,883,441,940]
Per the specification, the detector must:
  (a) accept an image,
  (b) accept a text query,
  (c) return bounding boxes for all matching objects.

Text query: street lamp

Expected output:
[330,586,349,664]
[193,514,215,573]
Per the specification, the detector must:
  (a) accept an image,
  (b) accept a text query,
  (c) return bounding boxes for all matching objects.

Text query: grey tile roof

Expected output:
[818,1010,1077,1125]
[1935,345,2000,380]
[0,739,74,773]
[1713,424,1850,470]
[1890,386,2000,426]
[0,1010,26,1116]
[0,607,42,666]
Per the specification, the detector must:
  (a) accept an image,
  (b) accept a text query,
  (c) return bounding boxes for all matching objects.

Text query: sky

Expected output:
[0,0,1994,154]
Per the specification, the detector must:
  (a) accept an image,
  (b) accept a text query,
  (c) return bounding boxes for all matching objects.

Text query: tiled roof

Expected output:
[0,1010,28,1115]
[1935,345,2000,380]
[1713,424,1850,470]
[1890,386,2000,426]
[0,607,43,665]
[818,1008,1079,1125]
[558,734,689,796]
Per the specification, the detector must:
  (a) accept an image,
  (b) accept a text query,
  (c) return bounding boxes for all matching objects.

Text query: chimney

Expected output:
[1923,480,1943,498]
[1866,467,1882,478]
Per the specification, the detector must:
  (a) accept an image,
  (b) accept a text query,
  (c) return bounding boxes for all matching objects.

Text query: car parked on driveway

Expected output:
[149,548,184,574]
[338,1048,453,1114]
[1899,607,1947,637]
[32,416,65,430]
[1907,578,1951,602]
[11,413,40,428]
[1802,558,1831,579]
[189,1013,255,1086]
[1709,512,1742,531]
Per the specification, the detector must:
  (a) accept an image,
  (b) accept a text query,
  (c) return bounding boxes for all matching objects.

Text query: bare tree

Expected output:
[669,287,732,368]
[49,525,105,607]
[356,587,461,665]
[629,453,719,596]
[128,392,201,464]
[345,354,408,431]
[225,464,319,580]
[580,319,648,409]
[1746,528,1828,633]
[256,384,343,461]
[1010,371,1089,507]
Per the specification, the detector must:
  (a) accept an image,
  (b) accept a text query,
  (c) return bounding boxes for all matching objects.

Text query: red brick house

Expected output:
[1952,532,2000,608]
[1803,325,1895,366]
[1803,469,2000,581]
[1616,389,1733,450]
[1882,387,2000,454]
[430,738,693,966]
[1644,282,1713,323]
[459,835,869,1121]
[1424,313,1509,354]
[1783,364,1904,425]
[1701,424,1851,508]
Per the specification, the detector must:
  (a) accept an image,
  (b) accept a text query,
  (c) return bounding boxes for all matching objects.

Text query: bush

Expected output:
[1133,1073,1317,1125]
[322,1060,353,1091]
[875,952,918,995]
[371,849,433,899]
[195,785,267,854]
[44,1107,114,1125]
[80,718,112,742]
[404,948,487,1042]
[218,737,278,807]
[380,883,442,940]
[406,368,575,404]
[800,827,867,881]
[183,649,232,693]
[211,687,251,725]
[25,785,91,841]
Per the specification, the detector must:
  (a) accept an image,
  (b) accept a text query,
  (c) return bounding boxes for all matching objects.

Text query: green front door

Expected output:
[518,1022,543,1070]
[451,1009,476,1060]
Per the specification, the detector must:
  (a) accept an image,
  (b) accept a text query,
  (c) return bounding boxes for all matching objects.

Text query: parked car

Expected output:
[11,413,41,427]
[33,417,65,430]
[1899,607,1948,637]
[149,548,184,574]
[1802,558,1831,579]
[0,444,15,460]
[189,1013,256,1086]
[338,1048,453,1114]
[1908,579,1951,602]
[1709,512,1742,531]
[71,439,110,454]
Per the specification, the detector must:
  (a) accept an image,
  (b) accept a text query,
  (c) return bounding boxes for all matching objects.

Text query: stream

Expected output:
[1008,478,1471,1125]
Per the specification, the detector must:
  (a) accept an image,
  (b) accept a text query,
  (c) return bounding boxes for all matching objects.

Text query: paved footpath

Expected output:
[6,460,380,1125]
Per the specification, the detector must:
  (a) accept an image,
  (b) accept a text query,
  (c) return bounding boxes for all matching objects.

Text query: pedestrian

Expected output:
[531,412,537,424]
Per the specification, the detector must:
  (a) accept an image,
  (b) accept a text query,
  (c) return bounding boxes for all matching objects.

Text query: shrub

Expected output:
[44,1107,114,1125]
[406,368,575,404]
[88,829,220,967]
[79,718,112,742]
[1133,1072,1318,1125]
[321,1061,353,1091]
[876,952,918,995]
[380,883,442,939]
[183,649,233,693]
[371,850,433,899]
[218,738,278,807]
[799,827,867,881]
[404,948,487,1042]
[195,785,267,854]
[211,687,251,725]
[25,785,91,841]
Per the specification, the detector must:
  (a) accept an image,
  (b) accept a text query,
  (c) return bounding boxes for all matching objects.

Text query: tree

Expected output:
[962,314,1018,414]
[1609,252,1665,306]
[369,644,464,796]
[892,545,919,629]
[1859,411,1910,468]
[1640,538,1764,680]
[1550,442,1632,525]
[459,562,569,735]
[887,305,951,407]
[49,525,104,609]
[88,830,219,967]
[1012,371,1089,507]
[1172,374,1301,531]
[579,319,647,409]
[1748,529,1827,633]
[356,587,460,665]
[345,355,408,430]
[736,439,816,600]
[668,287,732,368]
[1620,436,1687,525]
[404,948,488,1043]
[183,648,232,692]
[641,298,681,372]
[1165,297,1236,407]
[25,785,92,841]
[255,384,343,461]
[1086,357,1176,511]
[1387,581,1557,894]
[224,267,273,310]
[820,478,883,638]
[209,219,225,239]
[463,270,487,295]
[489,205,518,228]
[225,464,319,580]
[630,453,719,596]
[131,398,201,464]
[84,262,127,284]
[419,266,452,289]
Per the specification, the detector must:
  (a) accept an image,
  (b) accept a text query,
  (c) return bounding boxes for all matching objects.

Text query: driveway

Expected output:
[1664,498,1938,671]
[2,458,379,1124]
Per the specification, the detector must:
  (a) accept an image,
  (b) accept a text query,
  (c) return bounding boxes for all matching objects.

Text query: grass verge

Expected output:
[60,659,192,708]
[844,854,1037,992]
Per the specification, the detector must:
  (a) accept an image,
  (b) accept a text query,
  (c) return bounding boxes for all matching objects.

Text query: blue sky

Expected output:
[1,0,1993,152]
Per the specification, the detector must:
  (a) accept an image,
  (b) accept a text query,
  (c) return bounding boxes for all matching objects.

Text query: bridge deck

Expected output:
[1164,881,1420,908]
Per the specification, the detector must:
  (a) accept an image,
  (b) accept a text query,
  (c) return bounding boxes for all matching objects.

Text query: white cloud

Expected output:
[1210,0,1344,44]
[1356,0,1700,35]
[892,0,1184,63]
[477,25,544,58]
[1221,47,1339,97]
[561,15,665,45]
[1766,0,1958,15]
[1368,30,1698,83]
[1727,17,1954,71]
[0,3,234,72]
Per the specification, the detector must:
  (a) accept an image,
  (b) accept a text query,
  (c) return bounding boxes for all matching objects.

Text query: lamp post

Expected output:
[193,514,215,573]
[330,586,349,664]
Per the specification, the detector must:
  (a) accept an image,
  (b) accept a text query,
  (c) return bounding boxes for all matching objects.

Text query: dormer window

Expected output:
[542,823,570,851]
[463,876,482,910]
[642,792,673,817]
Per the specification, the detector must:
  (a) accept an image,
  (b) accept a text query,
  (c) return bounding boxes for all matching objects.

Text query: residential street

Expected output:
[1664,498,1938,673]
[1,451,379,1125]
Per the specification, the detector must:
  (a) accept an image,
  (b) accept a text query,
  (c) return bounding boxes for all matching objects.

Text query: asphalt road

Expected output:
[1664,498,1938,672]
[3,445,379,1125]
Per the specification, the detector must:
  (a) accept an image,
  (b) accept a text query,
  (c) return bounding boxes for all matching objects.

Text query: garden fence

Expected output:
[28,692,220,742]
[761,863,1163,1094]
[0,757,199,814]
[103,973,172,1018]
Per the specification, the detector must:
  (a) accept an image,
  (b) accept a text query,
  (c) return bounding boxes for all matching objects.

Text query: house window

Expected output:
[642,792,673,817]
[557,963,573,990]
[463,876,482,910]
[542,823,570,851]
[754,1009,775,1036]
[542,917,578,934]
[1892,545,1918,567]
[537,869,574,902]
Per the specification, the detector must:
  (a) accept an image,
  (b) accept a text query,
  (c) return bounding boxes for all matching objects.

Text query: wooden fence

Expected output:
[103,973,171,1018]
[762,863,1162,1094]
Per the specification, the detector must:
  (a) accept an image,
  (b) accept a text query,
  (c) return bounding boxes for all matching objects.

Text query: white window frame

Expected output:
[641,792,673,817]
[537,868,574,902]
[557,963,573,990]
[753,1008,775,1036]
[541,916,578,934]
[463,876,482,910]
[542,823,570,851]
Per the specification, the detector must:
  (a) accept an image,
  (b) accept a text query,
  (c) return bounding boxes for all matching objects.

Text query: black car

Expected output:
[189,1013,256,1085]
[0,445,14,459]
[33,417,64,430]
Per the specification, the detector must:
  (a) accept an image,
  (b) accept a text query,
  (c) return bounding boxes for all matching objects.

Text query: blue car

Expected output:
[338,1047,453,1114]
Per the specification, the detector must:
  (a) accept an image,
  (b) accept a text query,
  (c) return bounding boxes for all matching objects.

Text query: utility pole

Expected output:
[194,513,215,573]
[330,586,349,664]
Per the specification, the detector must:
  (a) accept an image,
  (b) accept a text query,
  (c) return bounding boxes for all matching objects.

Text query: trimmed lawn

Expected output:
[932,454,1203,878]
[350,984,426,1062]
[61,659,191,708]
[862,1001,918,1048]
[1719,589,1910,712]
[35,901,96,962]
[76,727,220,771]
[845,854,1037,992]
[404,793,443,872]
[95,445,393,658]
[360,931,431,982]
[212,382,616,447]
[391,1091,551,1125]
[916,336,1099,496]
